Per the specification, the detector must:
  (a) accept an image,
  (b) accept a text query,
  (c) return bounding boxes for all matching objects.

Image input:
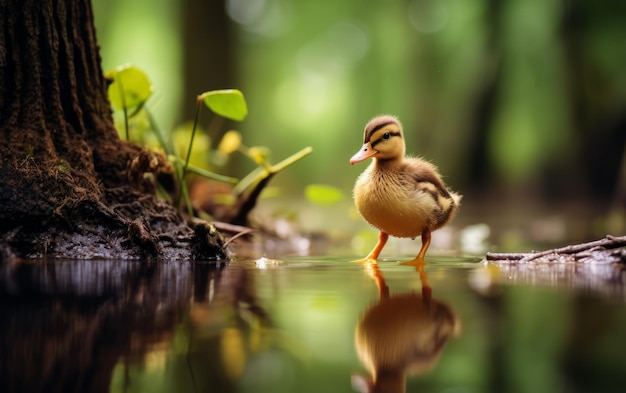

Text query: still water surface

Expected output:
[1,256,625,393]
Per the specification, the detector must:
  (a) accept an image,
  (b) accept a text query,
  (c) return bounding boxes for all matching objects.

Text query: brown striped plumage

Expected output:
[350,115,462,263]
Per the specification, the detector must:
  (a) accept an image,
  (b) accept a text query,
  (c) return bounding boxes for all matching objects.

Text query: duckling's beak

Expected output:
[350,142,377,165]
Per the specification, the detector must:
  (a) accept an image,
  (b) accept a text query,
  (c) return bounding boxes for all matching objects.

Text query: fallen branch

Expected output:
[486,235,626,264]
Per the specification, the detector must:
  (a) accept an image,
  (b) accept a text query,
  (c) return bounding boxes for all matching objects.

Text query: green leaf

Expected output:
[304,184,345,205]
[186,164,239,184]
[106,64,153,110]
[201,89,248,121]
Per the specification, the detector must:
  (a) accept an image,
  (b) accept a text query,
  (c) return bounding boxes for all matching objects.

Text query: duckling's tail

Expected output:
[451,192,462,207]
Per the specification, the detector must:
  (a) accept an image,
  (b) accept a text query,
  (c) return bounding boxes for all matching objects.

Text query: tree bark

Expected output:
[0,0,226,261]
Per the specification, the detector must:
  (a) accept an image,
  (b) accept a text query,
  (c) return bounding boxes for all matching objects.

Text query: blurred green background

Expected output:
[93,0,625,237]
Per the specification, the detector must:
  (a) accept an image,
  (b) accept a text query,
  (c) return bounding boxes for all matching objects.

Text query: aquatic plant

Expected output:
[105,64,312,227]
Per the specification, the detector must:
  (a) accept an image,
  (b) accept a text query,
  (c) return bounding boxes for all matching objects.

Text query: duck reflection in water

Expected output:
[352,262,460,393]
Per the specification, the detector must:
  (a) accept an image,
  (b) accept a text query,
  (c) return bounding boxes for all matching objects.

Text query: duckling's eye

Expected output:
[383,132,391,140]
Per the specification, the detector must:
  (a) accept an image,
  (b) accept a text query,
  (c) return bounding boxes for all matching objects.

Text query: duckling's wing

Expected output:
[404,159,452,199]
[404,159,460,229]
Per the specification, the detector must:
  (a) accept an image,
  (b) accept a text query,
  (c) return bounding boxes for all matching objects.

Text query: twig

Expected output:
[222,228,258,248]
[486,235,626,264]
[211,221,258,248]
[212,221,255,234]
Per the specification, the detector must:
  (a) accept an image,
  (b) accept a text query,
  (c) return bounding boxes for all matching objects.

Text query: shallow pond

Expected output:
[1,255,626,393]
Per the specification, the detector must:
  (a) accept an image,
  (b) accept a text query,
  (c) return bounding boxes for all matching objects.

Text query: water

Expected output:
[1,256,626,393]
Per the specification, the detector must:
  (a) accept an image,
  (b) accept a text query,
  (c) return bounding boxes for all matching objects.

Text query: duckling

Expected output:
[350,115,462,264]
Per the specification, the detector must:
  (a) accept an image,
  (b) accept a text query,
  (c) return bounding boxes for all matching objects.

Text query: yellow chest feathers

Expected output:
[353,164,458,238]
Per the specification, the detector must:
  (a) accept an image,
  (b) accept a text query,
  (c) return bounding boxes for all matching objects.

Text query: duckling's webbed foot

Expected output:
[353,232,389,263]
[399,228,432,265]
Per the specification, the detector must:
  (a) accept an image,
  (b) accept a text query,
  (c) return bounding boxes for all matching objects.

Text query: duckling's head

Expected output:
[350,115,405,165]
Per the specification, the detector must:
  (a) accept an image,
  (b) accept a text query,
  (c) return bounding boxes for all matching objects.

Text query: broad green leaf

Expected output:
[106,64,153,110]
[201,89,248,121]
[305,184,345,205]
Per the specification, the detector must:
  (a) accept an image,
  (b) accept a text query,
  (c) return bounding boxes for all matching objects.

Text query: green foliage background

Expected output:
[94,0,625,200]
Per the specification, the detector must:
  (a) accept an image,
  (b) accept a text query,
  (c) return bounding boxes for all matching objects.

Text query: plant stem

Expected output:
[176,98,203,211]
[182,178,194,218]
[184,97,203,174]
[229,146,314,226]
[145,107,173,156]
[233,146,313,196]
[117,75,129,140]
[172,156,194,216]
[270,146,313,172]
[186,164,239,184]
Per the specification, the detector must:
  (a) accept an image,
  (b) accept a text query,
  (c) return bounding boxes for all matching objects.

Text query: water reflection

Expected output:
[352,262,460,393]
[3,256,626,392]
[185,260,279,392]
[472,261,626,301]
[0,260,227,393]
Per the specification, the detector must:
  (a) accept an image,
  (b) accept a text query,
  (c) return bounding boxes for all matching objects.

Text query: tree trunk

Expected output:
[0,0,226,260]
[181,0,235,122]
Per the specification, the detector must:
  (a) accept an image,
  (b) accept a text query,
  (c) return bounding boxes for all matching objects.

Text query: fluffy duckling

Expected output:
[350,115,462,264]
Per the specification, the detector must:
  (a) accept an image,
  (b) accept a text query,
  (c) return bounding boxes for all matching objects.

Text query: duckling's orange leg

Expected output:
[354,232,389,263]
[416,228,431,261]
[400,228,431,266]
